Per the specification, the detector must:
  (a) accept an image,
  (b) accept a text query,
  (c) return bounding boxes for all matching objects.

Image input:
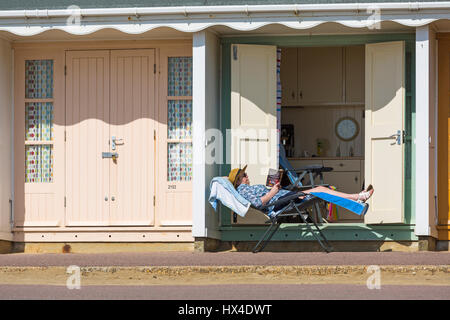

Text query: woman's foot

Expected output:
[357,185,374,203]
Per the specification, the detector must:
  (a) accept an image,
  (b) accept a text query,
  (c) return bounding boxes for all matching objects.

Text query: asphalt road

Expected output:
[1,284,449,300]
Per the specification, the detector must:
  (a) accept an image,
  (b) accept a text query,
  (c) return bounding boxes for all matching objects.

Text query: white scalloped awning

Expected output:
[0,3,449,37]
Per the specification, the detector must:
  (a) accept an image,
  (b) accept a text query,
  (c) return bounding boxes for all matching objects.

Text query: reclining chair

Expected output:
[209,177,369,253]
[253,191,333,253]
[279,144,333,190]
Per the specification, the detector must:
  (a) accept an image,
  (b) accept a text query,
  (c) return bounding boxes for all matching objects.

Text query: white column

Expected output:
[192,31,207,238]
[192,30,222,239]
[415,25,437,238]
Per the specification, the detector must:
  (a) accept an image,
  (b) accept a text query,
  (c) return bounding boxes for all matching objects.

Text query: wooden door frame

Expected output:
[437,33,450,240]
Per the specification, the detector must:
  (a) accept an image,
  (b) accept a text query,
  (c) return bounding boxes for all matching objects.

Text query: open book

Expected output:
[266,168,284,187]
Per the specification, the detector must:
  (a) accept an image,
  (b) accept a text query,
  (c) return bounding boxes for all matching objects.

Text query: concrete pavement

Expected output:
[0,252,448,288]
[0,251,449,267]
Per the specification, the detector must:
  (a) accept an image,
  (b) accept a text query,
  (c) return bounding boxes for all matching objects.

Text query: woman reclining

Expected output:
[228,165,374,212]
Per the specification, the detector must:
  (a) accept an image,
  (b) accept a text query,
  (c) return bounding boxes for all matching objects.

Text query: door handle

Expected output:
[388,130,402,145]
[377,130,403,145]
[111,137,124,151]
[102,152,119,159]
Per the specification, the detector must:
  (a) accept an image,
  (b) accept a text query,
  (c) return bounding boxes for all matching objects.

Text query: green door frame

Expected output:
[219,33,417,242]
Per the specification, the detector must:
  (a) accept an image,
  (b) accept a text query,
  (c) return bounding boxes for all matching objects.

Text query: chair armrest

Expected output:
[287,184,330,191]
[259,191,306,211]
[285,166,333,174]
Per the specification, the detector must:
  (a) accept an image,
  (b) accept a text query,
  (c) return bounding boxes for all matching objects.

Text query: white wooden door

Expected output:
[109,49,155,226]
[231,44,278,185]
[364,41,405,224]
[157,47,193,227]
[65,50,110,226]
[14,49,65,227]
[231,44,277,224]
[66,49,156,227]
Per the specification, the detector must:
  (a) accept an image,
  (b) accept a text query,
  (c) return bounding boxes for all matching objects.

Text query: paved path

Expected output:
[1,284,449,300]
[0,252,449,267]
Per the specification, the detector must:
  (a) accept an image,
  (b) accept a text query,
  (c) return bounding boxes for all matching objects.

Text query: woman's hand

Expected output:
[270,182,281,195]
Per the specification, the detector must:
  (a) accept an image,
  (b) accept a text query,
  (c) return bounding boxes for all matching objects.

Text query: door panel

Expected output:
[65,50,110,226]
[158,47,193,226]
[299,47,343,104]
[364,41,405,224]
[14,50,65,227]
[231,44,278,185]
[230,44,277,225]
[280,48,298,106]
[156,47,193,226]
[109,50,155,226]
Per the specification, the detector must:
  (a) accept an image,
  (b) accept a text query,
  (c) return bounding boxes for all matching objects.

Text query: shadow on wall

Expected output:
[436,241,450,251]
[0,240,12,254]
[209,240,418,253]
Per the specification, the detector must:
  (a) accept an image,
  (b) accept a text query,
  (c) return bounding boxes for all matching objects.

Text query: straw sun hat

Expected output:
[228,165,247,187]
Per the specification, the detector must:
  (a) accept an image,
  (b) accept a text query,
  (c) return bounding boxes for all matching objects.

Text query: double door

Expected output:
[65,49,156,226]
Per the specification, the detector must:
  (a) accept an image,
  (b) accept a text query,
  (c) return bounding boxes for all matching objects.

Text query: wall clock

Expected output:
[335,117,359,141]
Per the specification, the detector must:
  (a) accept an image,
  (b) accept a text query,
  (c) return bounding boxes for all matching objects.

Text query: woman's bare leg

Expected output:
[302,186,373,202]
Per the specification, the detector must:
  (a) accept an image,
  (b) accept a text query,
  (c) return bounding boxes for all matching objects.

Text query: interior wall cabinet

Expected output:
[299,46,343,105]
[345,45,365,104]
[280,48,298,106]
[280,45,365,106]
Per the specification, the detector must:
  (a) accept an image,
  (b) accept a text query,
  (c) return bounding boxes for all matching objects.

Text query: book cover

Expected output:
[266,168,284,187]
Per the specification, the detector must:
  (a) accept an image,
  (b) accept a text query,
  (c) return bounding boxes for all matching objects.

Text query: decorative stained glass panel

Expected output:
[168,143,192,182]
[25,60,54,99]
[168,100,192,140]
[25,145,53,183]
[168,57,192,96]
[25,102,53,141]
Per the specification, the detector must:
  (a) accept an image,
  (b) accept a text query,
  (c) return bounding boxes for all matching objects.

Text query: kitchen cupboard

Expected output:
[280,45,365,106]
[280,48,298,106]
[299,46,343,105]
[345,45,365,104]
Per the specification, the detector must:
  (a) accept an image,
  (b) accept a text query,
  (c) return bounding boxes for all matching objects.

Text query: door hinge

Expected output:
[233,45,238,60]
[64,197,66,208]
[154,130,156,140]
[153,196,155,207]
[64,130,66,142]
[64,65,67,76]
[154,64,156,74]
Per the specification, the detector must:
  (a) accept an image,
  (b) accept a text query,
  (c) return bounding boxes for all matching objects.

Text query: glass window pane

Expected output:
[25,145,53,183]
[168,100,192,140]
[168,57,192,96]
[25,60,54,99]
[25,102,53,141]
[168,143,192,182]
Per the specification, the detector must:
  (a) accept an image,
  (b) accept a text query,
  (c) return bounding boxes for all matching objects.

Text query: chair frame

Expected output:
[252,191,333,253]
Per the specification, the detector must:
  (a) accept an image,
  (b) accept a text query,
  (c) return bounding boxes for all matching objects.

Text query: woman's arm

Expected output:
[260,183,281,205]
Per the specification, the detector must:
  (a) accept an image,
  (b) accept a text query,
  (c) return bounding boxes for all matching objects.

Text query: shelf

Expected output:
[281,103,365,108]
[287,157,364,160]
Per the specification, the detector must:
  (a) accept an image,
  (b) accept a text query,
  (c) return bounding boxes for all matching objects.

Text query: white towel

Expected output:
[208,178,251,217]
